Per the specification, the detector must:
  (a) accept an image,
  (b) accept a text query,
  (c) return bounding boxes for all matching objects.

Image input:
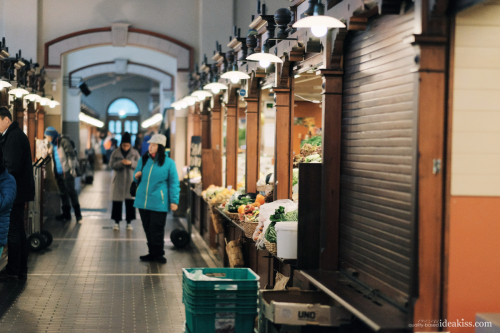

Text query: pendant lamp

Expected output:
[292,0,345,37]
[220,61,250,84]
[191,90,213,100]
[8,85,29,98]
[246,43,283,68]
[0,79,12,89]
[24,93,41,102]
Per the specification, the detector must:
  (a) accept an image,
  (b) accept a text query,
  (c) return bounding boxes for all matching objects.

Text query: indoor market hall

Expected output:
[1,0,500,333]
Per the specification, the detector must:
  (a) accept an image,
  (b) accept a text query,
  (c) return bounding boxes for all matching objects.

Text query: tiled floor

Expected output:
[0,171,207,332]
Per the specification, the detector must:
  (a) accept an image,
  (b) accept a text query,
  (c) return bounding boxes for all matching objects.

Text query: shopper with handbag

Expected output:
[133,134,179,264]
[44,127,83,223]
[109,132,140,230]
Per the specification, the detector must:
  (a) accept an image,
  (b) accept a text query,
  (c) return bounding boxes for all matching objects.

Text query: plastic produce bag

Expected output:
[253,201,298,244]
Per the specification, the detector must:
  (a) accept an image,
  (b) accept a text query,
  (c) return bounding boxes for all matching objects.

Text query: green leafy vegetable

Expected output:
[300,135,322,148]
[270,206,286,222]
[283,210,298,221]
[293,168,299,186]
[265,222,277,243]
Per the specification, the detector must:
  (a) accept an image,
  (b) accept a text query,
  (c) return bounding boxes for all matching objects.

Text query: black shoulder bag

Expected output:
[130,156,148,197]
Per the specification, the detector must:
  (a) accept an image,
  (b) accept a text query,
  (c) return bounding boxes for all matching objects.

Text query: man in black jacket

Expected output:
[0,107,35,281]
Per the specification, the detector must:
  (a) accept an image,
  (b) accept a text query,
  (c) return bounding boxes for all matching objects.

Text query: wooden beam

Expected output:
[201,101,211,149]
[245,75,261,194]
[225,86,239,189]
[211,93,223,151]
[318,69,343,271]
[193,103,201,137]
[273,60,293,200]
[412,34,448,328]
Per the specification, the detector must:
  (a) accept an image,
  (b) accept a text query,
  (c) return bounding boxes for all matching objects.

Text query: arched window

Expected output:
[108,98,139,117]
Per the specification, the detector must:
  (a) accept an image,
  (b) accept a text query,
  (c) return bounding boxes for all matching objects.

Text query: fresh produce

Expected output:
[300,135,322,148]
[270,206,286,222]
[255,194,266,206]
[264,190,274,203]
[265,222,277,243]
[238,205,246,215]
[293,143,322,167]
[227,196,254,213]
[293,169,299,187]
[283,209,298,221]
[202,185,235,204]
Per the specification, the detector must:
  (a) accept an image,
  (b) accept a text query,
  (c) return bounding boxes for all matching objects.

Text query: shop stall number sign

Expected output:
[190,136,202,175]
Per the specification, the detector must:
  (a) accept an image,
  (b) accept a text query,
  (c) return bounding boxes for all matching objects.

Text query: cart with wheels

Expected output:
[27,156,52,252]
[170,167,193,248]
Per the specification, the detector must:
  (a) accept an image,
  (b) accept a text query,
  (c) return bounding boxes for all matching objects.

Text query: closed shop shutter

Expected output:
[340,9,417,308]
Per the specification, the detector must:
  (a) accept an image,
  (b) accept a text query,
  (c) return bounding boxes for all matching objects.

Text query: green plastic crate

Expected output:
[182,281,259,298]
[183,268,260,291]
[183,291,258,307]
[184,299,257,333]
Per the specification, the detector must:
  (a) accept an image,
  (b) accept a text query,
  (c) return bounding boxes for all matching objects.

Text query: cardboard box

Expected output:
[260,290,350,327]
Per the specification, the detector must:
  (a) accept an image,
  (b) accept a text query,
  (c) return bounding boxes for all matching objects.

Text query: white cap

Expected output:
[148,134,167,146]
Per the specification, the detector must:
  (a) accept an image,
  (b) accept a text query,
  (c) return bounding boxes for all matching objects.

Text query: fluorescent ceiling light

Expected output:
[141,113,163,128]
[79,112,104,128]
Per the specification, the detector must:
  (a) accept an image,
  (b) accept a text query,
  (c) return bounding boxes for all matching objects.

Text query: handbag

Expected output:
[130,157,147,197]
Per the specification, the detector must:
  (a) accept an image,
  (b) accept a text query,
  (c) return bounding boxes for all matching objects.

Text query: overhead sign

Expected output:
[239,89,246,97]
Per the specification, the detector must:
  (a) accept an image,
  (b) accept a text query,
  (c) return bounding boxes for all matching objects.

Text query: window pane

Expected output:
[109,120,115,133]
[116,121,122,133]
[115,134,122,145]
[124,120,131,133]
[131,121,138,134]
[131,135,136,146]
[108,98,139,116]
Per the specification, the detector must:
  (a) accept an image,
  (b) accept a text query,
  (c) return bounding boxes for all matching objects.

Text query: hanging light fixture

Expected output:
[49,97,60,109]
[183,96,199,106]
[0,79,12,89]
[292,0,345,38]
[191,90,212,100]
[8,85,29,98]
[171,101,182,110]
[141,113,163,129]
[24,93,41,102]
[221,67,250,83]
[203,82,228,94]
[221,51,250,84]
[246,42,283,68]
[38,97,51,106]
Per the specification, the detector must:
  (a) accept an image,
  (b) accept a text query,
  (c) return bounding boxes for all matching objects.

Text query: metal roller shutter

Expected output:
[339,9,417,309]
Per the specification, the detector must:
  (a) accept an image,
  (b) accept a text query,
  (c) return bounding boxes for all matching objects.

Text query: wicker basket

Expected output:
[210,206,225,234]
[242,218,258,239]
[225,211,240,222]
[264,239,277,255]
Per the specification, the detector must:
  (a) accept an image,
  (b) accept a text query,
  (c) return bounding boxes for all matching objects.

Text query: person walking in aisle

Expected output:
[0,147,17,260]
[133,134,179,264]
[44,127,83,223]
[109,132,140,230]
[0,107,34,281]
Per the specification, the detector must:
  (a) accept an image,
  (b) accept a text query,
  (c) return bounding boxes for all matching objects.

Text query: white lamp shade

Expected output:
[183,96,199,106]
[203,82,228,91]
[8,88,29,96]
[191,90,213,99]
[221,71,250,80]
[246,53,283,63]
[39,97,51,106]
[0,81,12,89]
[292,15,346,28]
[49,100,60,106]
[24,93,41,102]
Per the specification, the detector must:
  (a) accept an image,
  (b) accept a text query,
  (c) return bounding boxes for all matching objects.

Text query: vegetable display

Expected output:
[300,135,321,148]
[293,143,322,167]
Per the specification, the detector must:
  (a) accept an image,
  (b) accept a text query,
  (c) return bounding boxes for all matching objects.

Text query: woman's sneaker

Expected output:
[126,224,133,231]
[113,223,119,230]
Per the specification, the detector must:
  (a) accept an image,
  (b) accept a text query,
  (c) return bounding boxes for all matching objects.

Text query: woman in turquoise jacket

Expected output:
[133,134,179,264]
